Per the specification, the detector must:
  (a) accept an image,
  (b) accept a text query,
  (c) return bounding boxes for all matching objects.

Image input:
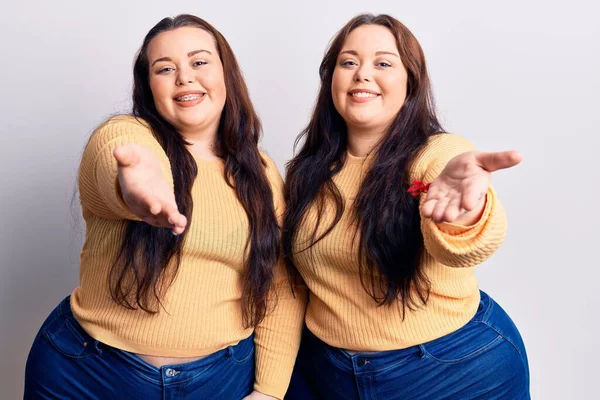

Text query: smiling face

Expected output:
[147,27,226,136]
[331,24,409,135]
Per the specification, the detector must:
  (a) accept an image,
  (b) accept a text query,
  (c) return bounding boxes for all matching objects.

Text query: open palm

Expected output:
[421,151,522,224]
[113,144,187,234]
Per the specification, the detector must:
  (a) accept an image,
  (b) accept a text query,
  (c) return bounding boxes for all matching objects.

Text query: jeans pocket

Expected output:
[43,314,96,359]
[420,321,503,364]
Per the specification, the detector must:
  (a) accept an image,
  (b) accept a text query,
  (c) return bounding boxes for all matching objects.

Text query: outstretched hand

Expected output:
[421,150,522,225]
[113,144,187,234]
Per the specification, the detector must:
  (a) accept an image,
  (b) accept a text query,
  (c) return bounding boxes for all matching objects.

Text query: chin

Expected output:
[347,115,377,127]
[177,114,209,125]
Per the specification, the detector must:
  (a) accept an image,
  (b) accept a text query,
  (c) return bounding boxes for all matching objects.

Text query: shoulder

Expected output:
[104,114,151,129]
[91,115,153,141]
[259,151,284,187]
[84,115,158,154]
[422,133,476,155]
[411,133,477,178]
[259,151,285,214]
[80,115,166,175]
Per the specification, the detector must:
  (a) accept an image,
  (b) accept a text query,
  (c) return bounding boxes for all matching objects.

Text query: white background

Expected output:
[1,0,598,398]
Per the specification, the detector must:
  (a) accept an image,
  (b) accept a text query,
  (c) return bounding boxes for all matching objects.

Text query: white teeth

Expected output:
[176,94,204,101]
[351,92,378,98]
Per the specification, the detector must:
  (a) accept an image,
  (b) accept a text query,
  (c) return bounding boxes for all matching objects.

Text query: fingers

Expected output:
[442,196,463,222]
[421,179,468,223]
[421,199,436,218]
[422,197,459,223]
[431,197,450,222]
[422,187,456,222]
[135,195,187,233]
[421,182,488,223]
[421,149,508,223]
[475,151,522,172]
[113,144,142,168]
[147,199,162,216]
[115,145,185,233]
[162,202,188,230]
[421,184,443,218]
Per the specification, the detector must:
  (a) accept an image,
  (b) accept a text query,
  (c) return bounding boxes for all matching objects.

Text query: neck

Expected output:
[346,126,385,157]
[180,123,220,161]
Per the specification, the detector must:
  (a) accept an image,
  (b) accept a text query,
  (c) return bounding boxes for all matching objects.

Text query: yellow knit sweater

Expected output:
[293,133,507,351]
[71,115,306,398]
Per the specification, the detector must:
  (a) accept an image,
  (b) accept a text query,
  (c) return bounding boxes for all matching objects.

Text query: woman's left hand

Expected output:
[421,150,522,225]
[242,390,279,400]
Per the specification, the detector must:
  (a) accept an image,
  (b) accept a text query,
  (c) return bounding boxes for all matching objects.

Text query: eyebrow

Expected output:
[151,49,213,67]
[339,50,400,58]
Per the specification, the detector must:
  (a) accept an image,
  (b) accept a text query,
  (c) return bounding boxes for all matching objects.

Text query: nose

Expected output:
[176,67,195,86]
[354,64,373,83]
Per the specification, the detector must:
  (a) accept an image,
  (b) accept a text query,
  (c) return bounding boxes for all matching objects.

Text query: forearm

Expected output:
[253,277,307,399]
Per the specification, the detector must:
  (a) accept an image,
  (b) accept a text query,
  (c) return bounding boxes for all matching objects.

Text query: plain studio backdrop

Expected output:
[1,0,598,398]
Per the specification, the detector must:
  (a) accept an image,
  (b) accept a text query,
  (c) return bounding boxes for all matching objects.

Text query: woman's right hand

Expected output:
[113,144,187,234]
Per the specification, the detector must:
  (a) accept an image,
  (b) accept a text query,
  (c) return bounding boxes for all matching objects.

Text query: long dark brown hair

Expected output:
[108,14,280,327]
[283,14,445,317]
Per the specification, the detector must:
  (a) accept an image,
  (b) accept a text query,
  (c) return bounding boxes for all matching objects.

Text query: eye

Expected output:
[340,60,358,67]
[377,61,392,68]
[193,60,207,67]
[157,67,175,74]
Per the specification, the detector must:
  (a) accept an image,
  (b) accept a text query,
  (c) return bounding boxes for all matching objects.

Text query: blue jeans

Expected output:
[24,296,255,399]
[286,291,530,400]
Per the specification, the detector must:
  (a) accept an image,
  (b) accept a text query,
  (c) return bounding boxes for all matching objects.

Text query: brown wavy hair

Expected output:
[108,14,279,327]
[283,14,445,317]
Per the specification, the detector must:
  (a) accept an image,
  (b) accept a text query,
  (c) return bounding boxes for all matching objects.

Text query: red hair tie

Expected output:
[408,180,430,197]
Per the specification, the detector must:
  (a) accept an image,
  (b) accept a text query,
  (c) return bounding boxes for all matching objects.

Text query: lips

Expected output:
[173,91,206,101]
[175,93,204,101]
[348,88,380,103]
[350,92,378,98]
[173,91,206,107]
[349,88,380,95]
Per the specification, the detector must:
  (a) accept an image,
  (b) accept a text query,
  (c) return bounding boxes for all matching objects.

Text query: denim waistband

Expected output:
[304,327,423,374]
[304,290,492,375]
[58,296,254,386]
[115,334,254,386]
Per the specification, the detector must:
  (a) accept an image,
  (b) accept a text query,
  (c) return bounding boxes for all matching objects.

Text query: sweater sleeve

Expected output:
[412,134,508,268]
[78,115,173,220]
[252,153,308,399]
